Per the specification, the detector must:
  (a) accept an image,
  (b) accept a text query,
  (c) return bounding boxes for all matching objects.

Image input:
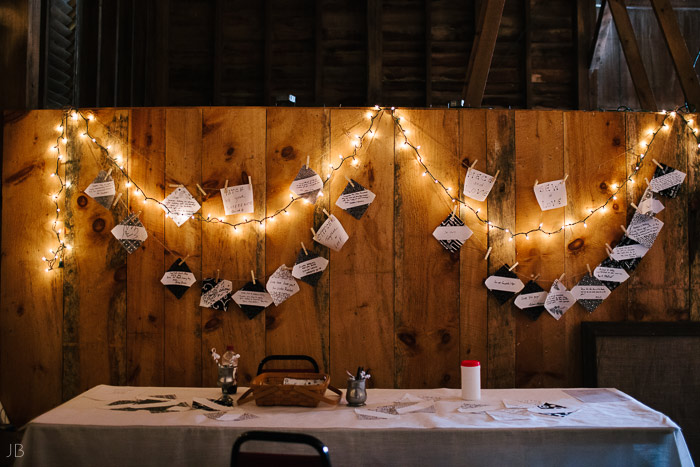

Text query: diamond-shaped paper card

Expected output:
[233,281,273,319]
[199,278,233,311]
[571,273,610,313]
[221,183,254,216]
[463,168,496,202]
[637,186,664,216]
[514,280,548,321]
[544,279,575,320]
[266,265,300,306]
[162,186,201,227]
[485,265,524,304]
[649,162,686,198]
[290,166,324,203]
[335,179,376,220]
[84,170,116,209]
[432,213,473,253]
[314,214,349,252]
[292,249,329,286]
[626,212,663,249]
[611,235,649,271]
[533,179,567,211]
[594,257,630,291]
[160,259,197,299]
[111,213,148,254]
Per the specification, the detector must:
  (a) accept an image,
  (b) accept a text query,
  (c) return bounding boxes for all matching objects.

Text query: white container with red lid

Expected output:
[461,360,481,400]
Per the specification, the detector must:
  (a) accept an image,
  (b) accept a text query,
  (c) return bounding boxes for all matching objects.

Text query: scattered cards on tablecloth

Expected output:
[485,409,533,421]
[626,212,663,249]
[314,214,349,251]
[533,179,567,211]
[111,212,148,254]
[84,170,116,209]
[292,249,328,286]
[594,257,629,291]
[611,235,649,271]
[570,273,610,313]
[200,278,233,311]
[290,165,324,203]
[457,402,502,414]
[266,265,300,306]
[160,259,197,299]
[220,183,254,215]
[463,168,496,202]
[637,186,665,216]
[528,402,580,418]
[514,280,548,321]
[544,279,575,320]
[649,162,686,198]
[485,265,524,304]
[432,213,473,253]
[335,179,375,219]
[233,281,273,319]
[355,404,400,420]
[162,185,201,227]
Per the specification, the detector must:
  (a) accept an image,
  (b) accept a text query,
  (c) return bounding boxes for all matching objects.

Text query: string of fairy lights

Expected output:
[42,105,699,275]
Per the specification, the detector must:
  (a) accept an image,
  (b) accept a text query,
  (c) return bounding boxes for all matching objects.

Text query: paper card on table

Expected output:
[626,212,663,249]
[199,278,233,311]
[594,258,629,291]
[637,186,665,216]
[649,162,686,198]
[395,401,436,414]
[192,397,235,412]
[432,213,473,253]
[485,265,525,304]
[457,402,502,413]
[162,186,201,227]
[571,273,610,313]
[313,214,349,251]
[111,213,148,254]
[206,411,259,422]
[533,179,567,211]
[292,249,329,286]
[528,402,579,418]
[514,280,547,321]
[160,259,197,299]
[220,184,254,216]
[463,168,496,202]
[233,281,273,319]
[290,166,324,203]
[545,279,575,320]
[355,408,399,420]
[611,235,649,271]
[335,179,376,219]
[395,393,424,404]
[486,409,533,421]
[502,399,541,409]
[266,265,300,306]
[84,170,116,209]
[563,389,629,403]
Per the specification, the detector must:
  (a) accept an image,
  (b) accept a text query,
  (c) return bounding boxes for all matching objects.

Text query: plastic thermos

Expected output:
[461,360,481,400]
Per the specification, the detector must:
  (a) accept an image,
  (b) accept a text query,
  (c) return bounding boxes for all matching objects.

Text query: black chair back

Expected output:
[231,430,331,467]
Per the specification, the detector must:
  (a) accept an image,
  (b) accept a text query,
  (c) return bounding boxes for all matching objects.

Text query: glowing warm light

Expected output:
[366,112,373,119]
[584,222,588,228]
[88,115,95,121]
[611,183,617,190]
[56,125,63,132]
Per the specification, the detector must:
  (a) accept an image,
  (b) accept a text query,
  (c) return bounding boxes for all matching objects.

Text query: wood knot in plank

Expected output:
[226,146,235,156]
[599,182,607,190]
[16,305,24,316]
[147,314,157,323]
[567,238,584,251]
[204,317,221,332]
[438,329,451,345]
[114,266,127,282]
[265,314,278,329]
[612,136,621,147]
[92,218,106,232]
[77,195,88,207]
[280,146,297,161]
[442,374,451,385]
[397,331,417,348]
[5,160,43,185]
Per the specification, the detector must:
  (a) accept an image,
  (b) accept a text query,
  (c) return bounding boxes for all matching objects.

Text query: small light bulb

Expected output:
[647,129,654,135]
[42,256,47,261]
[65,181,71,187]
[269,216,275,222]
[62,138,67,144]
[688,119,694,125]
[404,130,409,135]
[88,115,95,121]
[219,217,224,222]
[56,125,63,132]
[539,223,543,228]
[670,111,676,117]
[366,112,373,119]
[434,179,438,184]
[91,138,96,143]
[66,244,72,250]
[613,195,617,200]
[508,237,513,242]
[584,222,588,228]
[50,173,55,177]
[505,229,510,233]
[662,124,669,130]
[125,181,131,188]
[352,159,359,167]
[318,192,324,197]
[402,142,407,147]
[525,234,529,240]
[284,210,289,215]
[447,187,452,192]
[45,268,50,272]
[422,171,427,177]
[611,183,617,190]
[72,113,78,120]
[601,206,606,212]
[338,154,343,159]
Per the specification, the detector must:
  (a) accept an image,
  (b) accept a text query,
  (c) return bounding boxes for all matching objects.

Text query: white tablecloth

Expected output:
[17,385,693,467]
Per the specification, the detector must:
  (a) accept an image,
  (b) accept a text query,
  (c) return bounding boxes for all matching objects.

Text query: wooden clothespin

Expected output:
[215,269,220,281]
[470,159,478,170]
[301,242,308,255]
[168,183,181,188]
[106,168,113,177]
[586,264,592,276]
[493,169,500,182]
[651,158,664,169]
[323,208,330,217]
[532,273,541,282]
[135,210,142,217]
[196,183,206,196]
[508,262,519,272]
[178,254,190,265]
[306,155,310,169]
[484,246,492,261]
[251,270,256,285]
[534,179,539,187]
[452,205,458,217]
[620,225,627,234]
[224,179,229,189]
[562,174,569,183]
[248,176,252,186]
[631,202,639,211]
[344,175,354,187]
[111,192,123,208]
[558,273,566,282]
[644,177,650,186]
[310,227,317,239]
[605,244,614,258]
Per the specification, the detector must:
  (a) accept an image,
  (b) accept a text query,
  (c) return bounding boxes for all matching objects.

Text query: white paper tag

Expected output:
[637,186,664,215]
[533,180,567,211]
[594,266,629,283]
[432,224,473,243]
[611,243,649,261]
[514,291,547,309]
[283,378,325,386]
[314,214,349,251]
[463,168,495,202]
[570,284,610,301]
[232,289,273,307]
[650,169,686,193]
[395,401,435,414]
[266,266,300,306]
[162,186,201,227]
[111,224,148,242]
[160,270,197,287]
[457,402,502,413]
[486,409,533,421]
[544,280,575,319]
[85,180,116,198]
[200,280,233,308]
[485,275,524,293]
[335,189,376,209]
[221,184,254,215]
[290,174,323,196]
[626,214,663,248]
[292,256,329,279]
[355,408,399,419]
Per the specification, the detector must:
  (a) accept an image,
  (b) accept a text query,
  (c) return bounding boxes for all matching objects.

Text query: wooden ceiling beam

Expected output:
[649,0,700,110]
[588,0,613,71]
[367,0,383,105]
[462,0,505,108]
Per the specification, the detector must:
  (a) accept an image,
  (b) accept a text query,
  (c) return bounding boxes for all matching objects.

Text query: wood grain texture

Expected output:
[164,109,203,386]
[485,110,516,388]
[126,109,165,386]
[329,109,395,388]
[514,110,565,388]
[1,110,64,425]
[689,113,700,322]
[394,109,460,388]
[201,108,267,386]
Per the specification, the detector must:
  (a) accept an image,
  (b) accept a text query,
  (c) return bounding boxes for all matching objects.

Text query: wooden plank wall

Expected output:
[2,107,699,425]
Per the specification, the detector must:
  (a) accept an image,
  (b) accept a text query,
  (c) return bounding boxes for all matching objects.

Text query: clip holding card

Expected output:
[179,254,190,265]
[493,169,500,182]
[168,183,181,188]
[106,168,113,177]
[558,272,566,283]
[630,202,639,211]
[251,270,256,285]
[112,192,123,208]
[586,264,592,276]
[248,176,252,186]
[301,242,308,255]
[532,273,541,282]
[215,269,220,281]
[310,227,317,239]
[470,159,478,170]
[196,183,207,197]
[605,243,614,258]
[484,246,492,261]
[344,175,355,187]
[306,155,310,169]
[620,225,628,234]
[562,174,569,183]
[322,208,330,217]
[651,158,664,169]
[508,262,519,272]
[224,179,229,189]
[452,205,458,218]
[534,179,539,188]
[644,177,650,186]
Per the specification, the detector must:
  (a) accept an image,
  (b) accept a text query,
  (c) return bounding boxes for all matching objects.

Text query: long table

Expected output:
[17,385,693,467]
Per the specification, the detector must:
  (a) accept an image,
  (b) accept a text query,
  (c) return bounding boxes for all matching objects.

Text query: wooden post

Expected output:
[425,0,432,107]
[213,0,224,105]
[462,0,506,108]
[576,0,596,109]
[367,0,383,105]
[314,0,324,105]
